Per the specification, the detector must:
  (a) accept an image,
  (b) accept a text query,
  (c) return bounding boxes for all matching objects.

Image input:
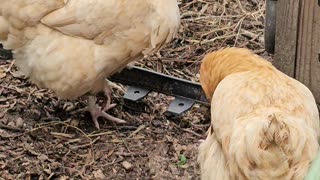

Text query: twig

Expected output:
[0,123,25,132]
[182,128,205,138]
[70,136,100,150]
[5,59,15,73]
[126,125,145,139]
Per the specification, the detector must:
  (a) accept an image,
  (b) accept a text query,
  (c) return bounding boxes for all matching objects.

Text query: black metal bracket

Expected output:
[0,44,13,60]
[123,86,150,101]
[167,97,195,115]
[124,86,196,115]
[110,66,209,115]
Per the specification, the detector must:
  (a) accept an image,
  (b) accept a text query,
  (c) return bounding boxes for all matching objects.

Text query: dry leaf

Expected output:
[0,70,6,79]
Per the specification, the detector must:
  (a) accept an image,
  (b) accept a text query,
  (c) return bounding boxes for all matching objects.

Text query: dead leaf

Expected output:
[0,72,6,79]
[59,175,70,180]
[38,154,48,162]
[0,153,6,159]
[10,71,26,79]
[104,149,115,159]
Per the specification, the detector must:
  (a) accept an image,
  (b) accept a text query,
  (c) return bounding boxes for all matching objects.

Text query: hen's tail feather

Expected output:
[228,113,318,179]
[198,127,231,180]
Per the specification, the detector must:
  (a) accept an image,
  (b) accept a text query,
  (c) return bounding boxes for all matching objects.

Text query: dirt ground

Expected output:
[0,0,269,179]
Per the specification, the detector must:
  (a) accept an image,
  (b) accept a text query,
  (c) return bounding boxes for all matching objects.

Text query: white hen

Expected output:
[0,0,180,129]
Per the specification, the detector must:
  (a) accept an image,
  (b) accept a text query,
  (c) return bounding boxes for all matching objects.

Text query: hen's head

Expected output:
[200,47,273,102]
[199,48,237,101]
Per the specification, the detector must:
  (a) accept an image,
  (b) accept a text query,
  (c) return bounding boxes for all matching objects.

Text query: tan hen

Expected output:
[0,0,180,129]
[198,48,320,180]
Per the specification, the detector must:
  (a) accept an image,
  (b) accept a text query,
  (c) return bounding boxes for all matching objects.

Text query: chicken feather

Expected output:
[198,48,320,180]
[0,0,180,128]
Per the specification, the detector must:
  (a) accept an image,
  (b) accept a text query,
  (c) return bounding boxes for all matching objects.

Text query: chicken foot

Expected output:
[73,82,125,129]
[86,95,125,129]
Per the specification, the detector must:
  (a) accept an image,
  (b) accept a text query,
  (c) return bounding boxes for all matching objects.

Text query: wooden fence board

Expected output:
[273,0,300,77]
[295,0,320,102]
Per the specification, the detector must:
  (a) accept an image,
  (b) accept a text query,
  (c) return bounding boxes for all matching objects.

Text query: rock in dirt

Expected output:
[70,119,80,127]
[7,121,15,127]
[122,161,133,171]
[15,117,24,128]
[93,169,106,179]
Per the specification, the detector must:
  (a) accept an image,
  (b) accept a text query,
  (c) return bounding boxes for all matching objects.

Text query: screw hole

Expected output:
[134,91,140,94]
[178,103,184,106]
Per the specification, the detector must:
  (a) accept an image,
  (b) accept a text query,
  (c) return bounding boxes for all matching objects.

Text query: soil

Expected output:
[0,0,270,179]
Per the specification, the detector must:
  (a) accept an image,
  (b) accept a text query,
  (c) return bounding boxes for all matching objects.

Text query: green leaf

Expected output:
[177,154,187,166]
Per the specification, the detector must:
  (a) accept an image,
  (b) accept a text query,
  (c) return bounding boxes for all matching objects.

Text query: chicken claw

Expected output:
[86,96,126,129]
[73,83,125,129]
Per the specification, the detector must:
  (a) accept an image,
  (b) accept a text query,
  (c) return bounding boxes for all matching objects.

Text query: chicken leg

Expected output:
[84,85,126,129]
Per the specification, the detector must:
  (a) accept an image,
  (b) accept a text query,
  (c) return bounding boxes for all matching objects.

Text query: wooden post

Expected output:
[274,0,320,102]
[273,0,300,77]
[295,0,320,101]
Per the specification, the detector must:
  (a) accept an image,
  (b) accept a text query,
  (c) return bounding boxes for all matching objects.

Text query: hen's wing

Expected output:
[0,0,65,49]
[41,0,180,48]
[41,0,131,40]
